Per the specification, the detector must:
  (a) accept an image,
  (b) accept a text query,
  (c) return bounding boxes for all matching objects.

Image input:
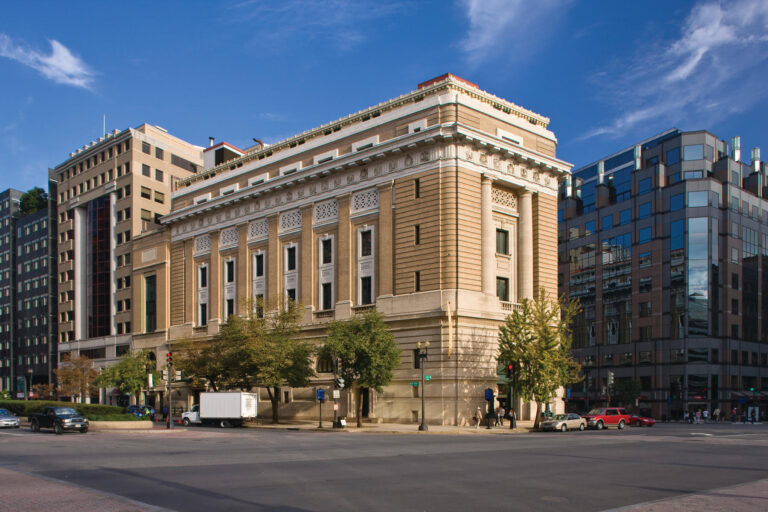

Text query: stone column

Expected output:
[517,190,534,300]
[377,183,394,298]
[300,206,314,308]
[481,175,495,295]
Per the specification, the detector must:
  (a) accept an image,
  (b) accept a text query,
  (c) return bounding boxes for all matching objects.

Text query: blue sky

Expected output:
[2,0,768,191]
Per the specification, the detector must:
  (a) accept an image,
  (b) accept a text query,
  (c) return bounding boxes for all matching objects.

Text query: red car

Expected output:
[630,415,656,427]
[582,407,632,430]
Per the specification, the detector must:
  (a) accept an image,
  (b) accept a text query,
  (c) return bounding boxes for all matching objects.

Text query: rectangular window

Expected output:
[141,186,151,199]
[142,164,150,177]
[142,142,151,154]
[155,169,163,182]
[666,147,680,165]
[141,209,152,221]
[322,238,333,265]
[360,276,372,304]
[414,271,421,292]
[360,230,372,257]
[287,288,296,302]
[414,225,421,245]
[688,191,708,207]
[286,246,296,271]
[584,220,595,236]
[670,193,684,211]
[155,147,163,159]
[638,202,651,219]
[638,227,651,244]
[199,266,208,288]
[226,298,235,318]
[639,302,652,317]
[322,282,333,310]
[683,144,704,161]
[602,215,613,230]
[638,178,652,194]
[496,277,509,301]
[154,191,165,204]
[619,209,631,226]
[145,275,156,332]
[414,178,421,198]
[225,260,235,283]
[496,229,509,255]
[199,303,207,326]
[255,254,264,277]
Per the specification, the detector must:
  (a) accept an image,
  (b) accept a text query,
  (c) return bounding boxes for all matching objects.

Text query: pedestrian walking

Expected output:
[732,407,738,422]
[695,410,702,424]
[475,406,482,429]
[702,409,708,423]
[509,408,516,429]
[714,408,720,423]
[498,407,505,427]
[683,411,689,424]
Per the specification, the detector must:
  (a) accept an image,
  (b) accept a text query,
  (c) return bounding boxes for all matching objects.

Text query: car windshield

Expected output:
[54,407,78,415]
[587,408,604,415]
[553,414,568,420]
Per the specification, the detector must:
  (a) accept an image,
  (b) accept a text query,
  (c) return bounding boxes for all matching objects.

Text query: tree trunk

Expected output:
[356,387,363,428]
[267,386,279,424]
[533,401,542,429]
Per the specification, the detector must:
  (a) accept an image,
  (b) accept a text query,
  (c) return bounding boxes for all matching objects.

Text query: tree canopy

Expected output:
[97,350,158,401]
[54,355,99,403]
[322,310,400,427]
[498,289,581,428]
[19,187,48,216]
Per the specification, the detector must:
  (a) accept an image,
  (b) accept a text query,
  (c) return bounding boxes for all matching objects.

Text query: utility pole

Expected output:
[417,341,429,431]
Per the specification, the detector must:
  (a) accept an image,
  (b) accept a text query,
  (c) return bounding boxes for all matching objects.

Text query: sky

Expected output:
[1,0,768,191]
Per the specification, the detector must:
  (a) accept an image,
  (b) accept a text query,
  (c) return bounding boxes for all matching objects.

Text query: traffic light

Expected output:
[167,352,173,366]
[607,371,615,387]
[750,386,755,392]
[334,377,345,389]
[506,364,513,379]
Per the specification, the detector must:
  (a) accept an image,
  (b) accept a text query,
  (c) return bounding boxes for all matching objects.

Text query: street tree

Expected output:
[322,310,400,427]
[54,355,99,403]
[31,382,57,400]
[498,289,581,428]
[174,330,237,393]
[249,299,315,424]
[97,350,158,403]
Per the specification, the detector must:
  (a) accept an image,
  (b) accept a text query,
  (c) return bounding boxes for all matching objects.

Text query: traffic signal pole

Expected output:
[166,352,173,430]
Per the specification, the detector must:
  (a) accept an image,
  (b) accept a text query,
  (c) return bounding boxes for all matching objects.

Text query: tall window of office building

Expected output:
[86,197,111,338]
[252,251,266,316]
[198,264,208,326]
[284,244,298,305]
[318,236,334,310]
[496,229,509,255]
[687,218,709,336]
[145,275,156,332]
[224,258,236,319]
[358,227,374,304]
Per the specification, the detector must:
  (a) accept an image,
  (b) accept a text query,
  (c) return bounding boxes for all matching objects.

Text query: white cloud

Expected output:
[230,0,403,51]
[458,0,572,64]
[0,34,94,90]
[581,0,768,141]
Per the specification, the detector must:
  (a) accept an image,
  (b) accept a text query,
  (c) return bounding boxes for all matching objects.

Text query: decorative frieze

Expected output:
[280,209,302,233]
[220,226,239,250]
[248,219,269,242]
[351,188,379,215]
[314,199,339,225]
[492,188,517,211]
[194,234,211,256]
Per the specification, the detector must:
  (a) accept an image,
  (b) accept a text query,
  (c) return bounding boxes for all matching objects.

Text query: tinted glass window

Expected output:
[688,191,708,207]
[585,221,595,236]
[639,227,651,244]
[619,209,631,225]
[670,193,684,211]
[638,178,652,194]
[667,147,681,165]
[683,145,704,160]
[602,215,613,230]
[638,202,651,219]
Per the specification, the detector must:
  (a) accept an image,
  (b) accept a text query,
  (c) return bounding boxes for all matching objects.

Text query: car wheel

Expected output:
[30,419,39,433]
[182,418,191,427]
[80,427,88,434]
[560,424,567,432]
[618,420,625,430]
[54,422,63,435]
[596,421,604,430]
[579,423,585,431]
[220,420,231,428]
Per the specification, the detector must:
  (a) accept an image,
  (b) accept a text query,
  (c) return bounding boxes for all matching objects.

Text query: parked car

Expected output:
[541,413,586,432]
[630,415,656,427]
[582,407,632,430]
[28,406,89,435]
[0,408,20,428]
[126,404,155,420]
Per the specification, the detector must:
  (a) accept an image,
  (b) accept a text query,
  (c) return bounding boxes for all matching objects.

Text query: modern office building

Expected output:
[132,74,571,424]
[52,124,203,403]
[0,185,58,396]
[559,128,768,419]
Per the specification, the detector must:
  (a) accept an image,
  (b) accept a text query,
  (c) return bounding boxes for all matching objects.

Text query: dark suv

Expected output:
[582,407,632,430]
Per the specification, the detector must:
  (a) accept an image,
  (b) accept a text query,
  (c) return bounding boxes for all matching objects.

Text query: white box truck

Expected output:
[181,392,258,427]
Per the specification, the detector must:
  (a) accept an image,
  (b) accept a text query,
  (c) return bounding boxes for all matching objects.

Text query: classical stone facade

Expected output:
[135,75,571,424]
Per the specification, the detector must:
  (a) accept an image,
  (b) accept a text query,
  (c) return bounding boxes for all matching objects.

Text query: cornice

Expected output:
[176,76,552,190]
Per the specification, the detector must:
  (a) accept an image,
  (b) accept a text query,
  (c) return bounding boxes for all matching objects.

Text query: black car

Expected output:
[29,407,89,434]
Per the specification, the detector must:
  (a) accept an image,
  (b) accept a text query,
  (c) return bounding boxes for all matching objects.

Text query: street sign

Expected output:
[484,388,493,400]
[565,387,571,399]
[317,388,325,401]
[410,381,419,387]
[333,389,340,399]
[333,403,339,411]
[738,397,747,404]
[424,375,431,381]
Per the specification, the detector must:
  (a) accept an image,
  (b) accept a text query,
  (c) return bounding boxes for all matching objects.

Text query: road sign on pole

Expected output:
[410,381,419,387]
[424,375,431,381]
[317,388,325,401]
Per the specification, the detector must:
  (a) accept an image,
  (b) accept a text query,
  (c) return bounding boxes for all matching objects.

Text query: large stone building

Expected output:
[560,129,768,420]
[0,185,57,396]
[133,74,570,424]
[52,125,203,404]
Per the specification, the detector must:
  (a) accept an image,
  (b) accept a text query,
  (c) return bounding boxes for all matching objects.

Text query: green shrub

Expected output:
[87,413,143,422]
[0,400,125,417]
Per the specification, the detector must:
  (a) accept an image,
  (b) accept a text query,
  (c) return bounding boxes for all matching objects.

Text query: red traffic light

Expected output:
[508,364,513,370]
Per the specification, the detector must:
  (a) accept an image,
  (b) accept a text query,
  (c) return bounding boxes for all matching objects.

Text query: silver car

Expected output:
[0,408,21,428]
[541,413,586,432]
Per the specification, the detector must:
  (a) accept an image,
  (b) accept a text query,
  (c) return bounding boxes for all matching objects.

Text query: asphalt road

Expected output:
[1,423,767,511]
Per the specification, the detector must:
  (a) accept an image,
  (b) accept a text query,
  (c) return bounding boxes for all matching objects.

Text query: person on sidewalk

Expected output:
[714,408,720,423]
[475,407,482,429]
[497,407,505,427]
[509,408,516,429]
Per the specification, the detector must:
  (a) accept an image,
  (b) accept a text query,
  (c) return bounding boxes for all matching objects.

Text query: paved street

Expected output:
[1,423,767,511]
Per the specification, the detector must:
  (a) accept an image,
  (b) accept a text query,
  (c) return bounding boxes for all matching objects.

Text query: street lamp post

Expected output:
[26,369,33,401]
[417,341,429,431]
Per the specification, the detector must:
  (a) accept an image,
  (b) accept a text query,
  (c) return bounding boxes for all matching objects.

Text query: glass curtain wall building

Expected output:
[559,129,768,420]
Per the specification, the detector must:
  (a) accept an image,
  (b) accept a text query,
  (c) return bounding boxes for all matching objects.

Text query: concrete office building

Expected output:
[52,125,203,404]
[0,185,58,396]
[559,129,768,420]
[132,74,571,424]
